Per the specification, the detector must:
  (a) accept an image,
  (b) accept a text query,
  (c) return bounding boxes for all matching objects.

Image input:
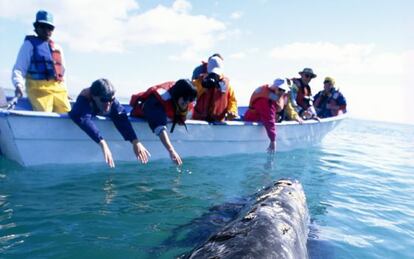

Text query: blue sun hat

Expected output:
[34,10,54,28]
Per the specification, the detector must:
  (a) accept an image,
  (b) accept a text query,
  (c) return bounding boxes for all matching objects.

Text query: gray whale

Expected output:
[186,179,309,259]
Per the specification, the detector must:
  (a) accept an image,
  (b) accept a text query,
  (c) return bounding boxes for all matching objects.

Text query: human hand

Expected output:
[226,112,238,120]
[15,85,23,98]
[169,149,183,166]
[296,117,304,124]
[132,139,151,164]
[99,139,115,168]
[267,141,276,154]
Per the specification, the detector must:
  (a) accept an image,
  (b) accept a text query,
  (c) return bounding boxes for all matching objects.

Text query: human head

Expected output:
[299,68,317,83]
[323,76,335,92]
[90,78,116,112]
[271,78,289,93]
[207,55,224,76]
[169,79,197,110]
[33,10,55,40]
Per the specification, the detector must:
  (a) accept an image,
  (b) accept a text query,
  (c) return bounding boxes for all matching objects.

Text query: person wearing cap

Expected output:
[11,10,71,113]
[313,76,347,118]
[69,79,151,168]
[289,68,317,117]
[130,79,197,166]
[192,55,238,122]
[244,79,290,153]
[191,53,223,80]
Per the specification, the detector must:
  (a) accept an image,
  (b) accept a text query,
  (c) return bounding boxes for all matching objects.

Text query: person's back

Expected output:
[11,10,70,113]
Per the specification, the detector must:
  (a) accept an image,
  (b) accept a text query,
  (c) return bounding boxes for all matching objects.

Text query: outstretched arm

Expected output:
[158,129,182,165]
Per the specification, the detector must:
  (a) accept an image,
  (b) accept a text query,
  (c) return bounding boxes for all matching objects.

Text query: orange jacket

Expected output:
[192,75,238,121]
[130,81,186,124]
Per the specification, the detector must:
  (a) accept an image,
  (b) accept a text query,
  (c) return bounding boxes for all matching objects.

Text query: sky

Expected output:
[0,0,413,124]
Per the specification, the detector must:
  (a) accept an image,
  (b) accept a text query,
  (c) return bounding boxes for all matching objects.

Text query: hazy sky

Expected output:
[0,0,413,124]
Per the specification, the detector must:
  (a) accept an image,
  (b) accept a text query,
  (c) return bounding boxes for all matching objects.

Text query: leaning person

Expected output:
[69,79,150,168]
[192,55,238,122]
[130,79,197,166]
[11,10,71,113]
[244,78,289,153]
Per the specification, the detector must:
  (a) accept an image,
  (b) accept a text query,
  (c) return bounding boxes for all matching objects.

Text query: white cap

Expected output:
[271,78,289,92]
[207,56,224,75]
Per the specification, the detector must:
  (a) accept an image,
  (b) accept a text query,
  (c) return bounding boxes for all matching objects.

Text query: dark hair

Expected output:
[90,78,115,99]
[169,79,197,103]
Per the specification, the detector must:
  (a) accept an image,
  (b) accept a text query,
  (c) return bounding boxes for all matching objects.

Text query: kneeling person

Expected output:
[130,79,197,166]
[69,79,150,168]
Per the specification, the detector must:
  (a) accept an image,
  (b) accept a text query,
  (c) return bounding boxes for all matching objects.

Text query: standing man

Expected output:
[11,10,71,113]
[70,79,151,168]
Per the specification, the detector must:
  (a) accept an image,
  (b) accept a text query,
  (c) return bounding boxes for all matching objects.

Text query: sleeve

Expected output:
[255,98,277,142]
[142,95,168,134]
[55,43,67,83]
[192,78,205,98]
[110,99,137,142]
[336,93,347,112]
[69,96,103,143]
[11,40,33,89]
[227,84,239,116]
[285,95,300,121]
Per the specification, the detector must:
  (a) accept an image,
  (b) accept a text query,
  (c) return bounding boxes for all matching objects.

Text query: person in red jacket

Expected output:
[130,79,197,165]
[244,78,289,153]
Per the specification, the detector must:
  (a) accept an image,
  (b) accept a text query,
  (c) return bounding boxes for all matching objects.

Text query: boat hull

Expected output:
[0,110,345,166]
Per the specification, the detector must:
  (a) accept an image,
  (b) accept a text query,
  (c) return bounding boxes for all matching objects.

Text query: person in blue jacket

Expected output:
[69,78,150,168]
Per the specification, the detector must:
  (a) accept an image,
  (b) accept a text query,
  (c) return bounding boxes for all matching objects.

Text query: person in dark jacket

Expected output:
[69,78,150,168]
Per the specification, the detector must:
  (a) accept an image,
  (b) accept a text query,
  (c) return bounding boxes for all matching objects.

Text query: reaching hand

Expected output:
[169,149,183,166]
[132,140,151,164]
[267,141,276,154]
[99,139,115,168]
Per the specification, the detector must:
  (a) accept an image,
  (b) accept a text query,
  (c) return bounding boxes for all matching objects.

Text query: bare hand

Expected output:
[132,140,151,164]
[267,141,276,154]
[169,149,183,166]
[296,117,304,124]
[15,86,23,98]
[99,140,115,168]
[226,112,238,120]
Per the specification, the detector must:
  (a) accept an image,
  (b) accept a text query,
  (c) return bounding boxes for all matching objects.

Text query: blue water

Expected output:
[1,119,413,258]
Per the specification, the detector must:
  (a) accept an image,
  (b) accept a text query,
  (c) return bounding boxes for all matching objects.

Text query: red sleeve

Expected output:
[254,98,277,142]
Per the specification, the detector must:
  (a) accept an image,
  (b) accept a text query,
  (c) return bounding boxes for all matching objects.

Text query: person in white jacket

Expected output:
[11,10,71,113]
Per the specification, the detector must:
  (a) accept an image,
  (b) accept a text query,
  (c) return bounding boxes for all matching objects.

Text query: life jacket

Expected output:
[192,75,230,122]
[130,81,187,125]
[292,78,312,110]
[314,88,346,117]
[246,85,287,120]
[26,35,64,81]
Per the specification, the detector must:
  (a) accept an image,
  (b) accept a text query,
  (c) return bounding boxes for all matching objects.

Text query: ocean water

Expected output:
[0,119,413,259]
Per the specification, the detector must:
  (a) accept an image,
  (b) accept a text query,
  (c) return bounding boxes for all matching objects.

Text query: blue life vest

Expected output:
[26,35,64,81]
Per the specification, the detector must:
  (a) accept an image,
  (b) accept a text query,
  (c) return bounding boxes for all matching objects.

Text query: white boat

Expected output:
[0,97,346,167]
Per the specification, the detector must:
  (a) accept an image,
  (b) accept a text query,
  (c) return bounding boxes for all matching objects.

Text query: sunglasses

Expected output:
[37,23,55,31]
[100,96,115,103]
[303,74,313,79]
[324,81,332,84]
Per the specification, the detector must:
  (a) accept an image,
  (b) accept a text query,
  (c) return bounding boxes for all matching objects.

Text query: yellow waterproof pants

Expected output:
[26,79,71,113]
